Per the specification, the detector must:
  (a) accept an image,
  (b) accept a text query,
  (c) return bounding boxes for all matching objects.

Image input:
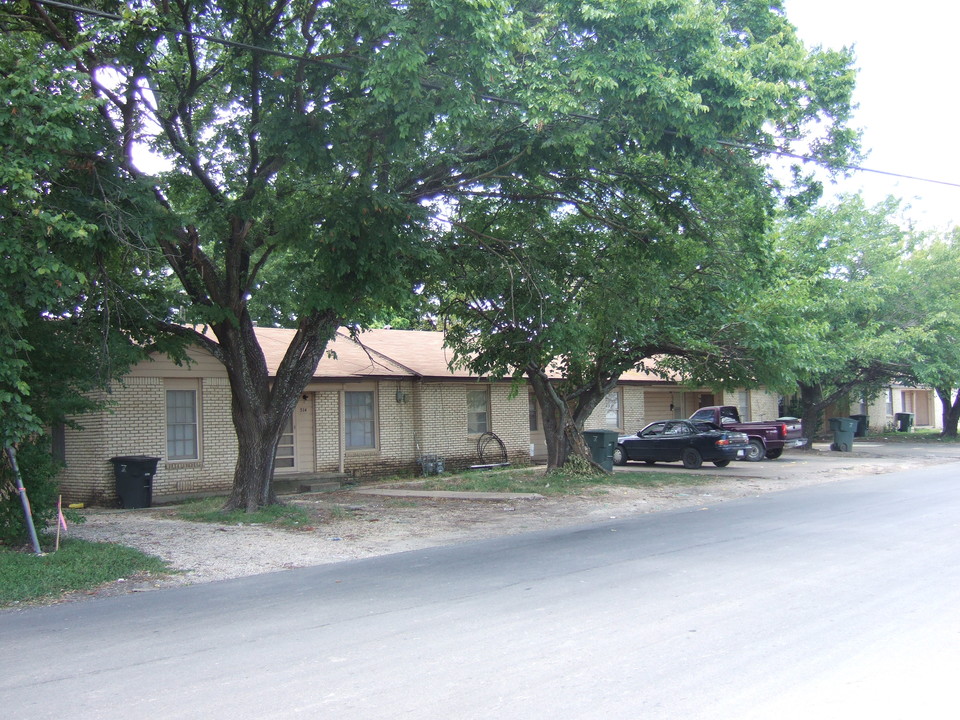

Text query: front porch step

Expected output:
[272,474,349,495]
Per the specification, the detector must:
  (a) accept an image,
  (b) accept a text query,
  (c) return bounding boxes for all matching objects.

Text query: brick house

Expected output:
[57,327,788,504]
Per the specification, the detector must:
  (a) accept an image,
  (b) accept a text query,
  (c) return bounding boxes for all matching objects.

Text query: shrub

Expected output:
[0,437,63,547]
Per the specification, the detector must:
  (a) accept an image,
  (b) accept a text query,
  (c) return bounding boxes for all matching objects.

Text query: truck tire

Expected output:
[765,448,783,460]
[745,439,765,462]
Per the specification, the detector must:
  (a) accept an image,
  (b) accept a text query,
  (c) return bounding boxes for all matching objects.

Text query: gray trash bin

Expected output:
[583,429,619,472]
[109,455,160,508]
[894,412,915,432]
[828,417,857,452]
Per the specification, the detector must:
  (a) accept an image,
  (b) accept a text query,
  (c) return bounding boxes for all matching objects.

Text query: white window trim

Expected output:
[165,379,201,463]
[467,386,491,436]
[604,388,623,431]
[344,387,379,452]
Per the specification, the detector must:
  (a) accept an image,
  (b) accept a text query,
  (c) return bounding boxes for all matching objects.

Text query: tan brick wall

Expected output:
[60,372,539,503]
[621,386,646,432]
[58,376,239,503]
[306,381,531,479]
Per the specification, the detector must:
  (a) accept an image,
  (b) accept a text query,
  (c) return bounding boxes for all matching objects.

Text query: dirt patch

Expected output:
[43,444,960,603]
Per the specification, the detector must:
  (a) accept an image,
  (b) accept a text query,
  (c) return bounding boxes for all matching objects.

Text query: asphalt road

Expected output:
[3,461,960,719]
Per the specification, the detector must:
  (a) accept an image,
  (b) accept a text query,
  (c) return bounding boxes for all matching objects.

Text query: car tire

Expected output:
[765,448,783,460]
[613,446,626,466]
[712,459,731,467]
[681,448,703,469]
[745,439,765,462]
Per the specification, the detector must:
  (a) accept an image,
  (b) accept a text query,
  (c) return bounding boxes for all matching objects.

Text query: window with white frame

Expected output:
[737,390,751,421]
[166,385,199,460]
[529,393,539,432]
[886,388,894,416]
[604,389,622,430]
[467,388,490,434]
[345,390,376,449]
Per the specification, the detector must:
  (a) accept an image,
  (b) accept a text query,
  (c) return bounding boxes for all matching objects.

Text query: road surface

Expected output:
[3,462,959,719]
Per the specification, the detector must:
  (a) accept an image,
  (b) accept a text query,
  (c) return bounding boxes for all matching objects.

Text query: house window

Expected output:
[345,390,376,449]
[604,389,622,430]
[529,394,539,432]
[166,388,198,460]
[737,390,751,422]
[467,388,490,434]
[886,388,894,416]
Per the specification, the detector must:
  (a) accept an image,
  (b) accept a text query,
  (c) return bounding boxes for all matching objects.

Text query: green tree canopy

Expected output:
[893,229,960,435]
[749,196,918,439]
[0,36,171,448]
[4,0,856,496]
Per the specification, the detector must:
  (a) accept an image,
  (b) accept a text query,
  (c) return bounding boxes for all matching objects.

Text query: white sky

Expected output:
[783,0,960,231]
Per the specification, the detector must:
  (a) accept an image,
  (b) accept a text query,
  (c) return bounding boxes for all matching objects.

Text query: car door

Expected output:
[658,421,694,461]
[625,422,668,461]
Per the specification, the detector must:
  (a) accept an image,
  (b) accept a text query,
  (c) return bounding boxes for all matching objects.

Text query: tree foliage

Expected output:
[429,1,857,467]
[0,35,170,449]
[3,0,858,494]
[893,230,960,435]
[755,196,918,439]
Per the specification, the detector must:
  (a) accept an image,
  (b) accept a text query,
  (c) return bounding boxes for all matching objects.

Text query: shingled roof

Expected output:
[252,326,667,383]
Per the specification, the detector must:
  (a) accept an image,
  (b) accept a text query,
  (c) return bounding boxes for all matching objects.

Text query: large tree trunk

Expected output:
[527,366,616,471]
[935,387,960,438]
[797,382,824,449]
[206,310,340,511]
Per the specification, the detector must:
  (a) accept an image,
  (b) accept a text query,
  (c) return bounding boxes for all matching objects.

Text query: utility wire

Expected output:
[25,0,960,190]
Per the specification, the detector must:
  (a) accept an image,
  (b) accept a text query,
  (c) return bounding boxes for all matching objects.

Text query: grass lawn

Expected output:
[0,538,171,608]
[175,496,313,527]
[405,465,727,495]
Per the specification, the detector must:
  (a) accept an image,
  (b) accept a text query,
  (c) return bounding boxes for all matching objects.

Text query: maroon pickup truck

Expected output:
[688,406,807,461]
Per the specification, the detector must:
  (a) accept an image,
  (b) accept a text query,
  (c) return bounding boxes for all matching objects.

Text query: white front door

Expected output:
[274,394,315,473]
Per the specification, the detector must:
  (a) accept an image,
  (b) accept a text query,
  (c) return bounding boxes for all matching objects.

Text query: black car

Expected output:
[613,419,751,469]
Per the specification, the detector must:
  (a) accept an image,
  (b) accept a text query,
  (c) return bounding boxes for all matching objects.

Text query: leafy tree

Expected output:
[758,196,917,441]
[893,230,960,436]
[429,2,857,468]
[436,157,778,468]
[0,36,168,447]
[5,0,856,502]
[0,35,175,543]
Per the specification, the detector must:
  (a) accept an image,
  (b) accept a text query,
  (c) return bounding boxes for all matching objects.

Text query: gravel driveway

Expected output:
[63,440,960,599]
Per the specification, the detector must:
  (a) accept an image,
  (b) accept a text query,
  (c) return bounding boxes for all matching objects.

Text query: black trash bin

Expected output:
[583,430,619,472]
[109,455,160,508]
[894,412,915,433]
[849,414,869,438]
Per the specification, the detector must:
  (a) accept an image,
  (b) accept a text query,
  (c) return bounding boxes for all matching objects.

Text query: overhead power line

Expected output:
[25,0,960,190]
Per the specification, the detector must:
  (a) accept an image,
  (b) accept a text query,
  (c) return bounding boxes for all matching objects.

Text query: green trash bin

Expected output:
[828,417,857,452]
[894,412,915,432]
[849,414,869,437]
[583,429,619,471]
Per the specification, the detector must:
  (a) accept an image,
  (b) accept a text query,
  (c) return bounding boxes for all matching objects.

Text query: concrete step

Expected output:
[273,474,348,495]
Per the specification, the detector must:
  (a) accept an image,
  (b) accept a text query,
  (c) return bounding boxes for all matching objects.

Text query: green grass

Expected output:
[829,427,958,443]
[413,466,725,496]
[0,539,170,607]
[176,496,313,528]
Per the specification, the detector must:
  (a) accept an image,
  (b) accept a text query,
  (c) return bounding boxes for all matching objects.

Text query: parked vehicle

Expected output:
[613,419,751,469]
[688,406,807,462]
